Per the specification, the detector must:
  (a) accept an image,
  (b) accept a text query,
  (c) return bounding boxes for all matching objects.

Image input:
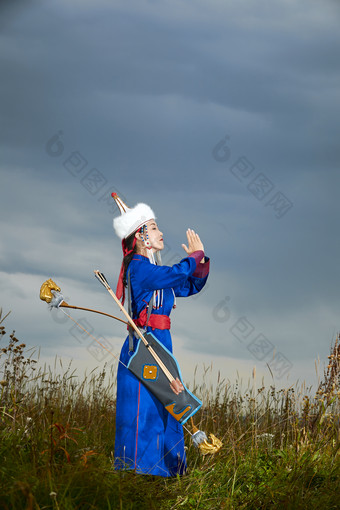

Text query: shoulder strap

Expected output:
[146,292,154,327]
[127,270,134,351]
[128,270,154,351]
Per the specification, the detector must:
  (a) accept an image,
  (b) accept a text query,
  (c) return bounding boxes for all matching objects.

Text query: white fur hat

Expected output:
[112,193,155,239]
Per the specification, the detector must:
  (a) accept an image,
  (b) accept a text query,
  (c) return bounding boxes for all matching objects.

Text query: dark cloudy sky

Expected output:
[1,0,339,390]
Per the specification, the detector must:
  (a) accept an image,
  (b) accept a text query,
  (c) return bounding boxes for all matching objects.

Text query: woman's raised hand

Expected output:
[181,228,204,256]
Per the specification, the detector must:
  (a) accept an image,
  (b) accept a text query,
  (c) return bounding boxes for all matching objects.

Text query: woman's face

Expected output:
[140,220,164,252]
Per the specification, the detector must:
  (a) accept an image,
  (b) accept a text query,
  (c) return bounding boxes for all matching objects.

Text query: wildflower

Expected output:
[257,433,274,450]
[257,433,274,440]
[0,380,8,387]
[49,492,57,498]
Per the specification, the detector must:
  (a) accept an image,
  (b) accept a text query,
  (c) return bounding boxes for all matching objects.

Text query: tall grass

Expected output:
[0,307,339,509]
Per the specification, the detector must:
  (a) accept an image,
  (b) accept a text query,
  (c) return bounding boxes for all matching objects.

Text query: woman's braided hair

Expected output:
[122,231,138,288]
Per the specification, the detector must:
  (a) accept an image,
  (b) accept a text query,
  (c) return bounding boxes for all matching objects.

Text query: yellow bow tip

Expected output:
[40,279,61,303]
[198,433,223,455]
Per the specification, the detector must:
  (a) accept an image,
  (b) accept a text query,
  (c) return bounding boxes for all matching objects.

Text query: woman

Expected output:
[112,193,209,477]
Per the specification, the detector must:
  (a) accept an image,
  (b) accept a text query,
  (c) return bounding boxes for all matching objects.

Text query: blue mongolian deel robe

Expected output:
[114,250,210,477]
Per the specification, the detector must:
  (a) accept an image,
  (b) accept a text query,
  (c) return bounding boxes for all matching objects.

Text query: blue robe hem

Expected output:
[114,460,187,478]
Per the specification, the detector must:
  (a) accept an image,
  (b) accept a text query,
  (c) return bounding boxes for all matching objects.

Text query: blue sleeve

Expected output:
[172,257,210,297]
[131,256,199,291]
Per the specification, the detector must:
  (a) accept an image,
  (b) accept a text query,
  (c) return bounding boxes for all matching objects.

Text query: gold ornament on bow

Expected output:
[40,279,64,304]
[190,418,223,455]
[197,433,223,455]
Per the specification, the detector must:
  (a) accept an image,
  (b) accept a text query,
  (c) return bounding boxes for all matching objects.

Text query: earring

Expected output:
[143,224,151,248]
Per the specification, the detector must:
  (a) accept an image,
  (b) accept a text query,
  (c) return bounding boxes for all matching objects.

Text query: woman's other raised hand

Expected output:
[181,228,204,256]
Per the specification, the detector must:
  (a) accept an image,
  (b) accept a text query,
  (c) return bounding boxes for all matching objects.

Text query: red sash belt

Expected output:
[131,307,171,330]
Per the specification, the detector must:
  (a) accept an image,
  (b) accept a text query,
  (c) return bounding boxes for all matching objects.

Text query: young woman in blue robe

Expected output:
[112,194,209,477]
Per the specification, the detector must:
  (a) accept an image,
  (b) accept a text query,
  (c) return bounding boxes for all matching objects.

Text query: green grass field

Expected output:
[0,309,339,509]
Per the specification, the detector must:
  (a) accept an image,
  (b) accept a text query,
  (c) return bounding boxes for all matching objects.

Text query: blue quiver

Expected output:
[127,332,202,425]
